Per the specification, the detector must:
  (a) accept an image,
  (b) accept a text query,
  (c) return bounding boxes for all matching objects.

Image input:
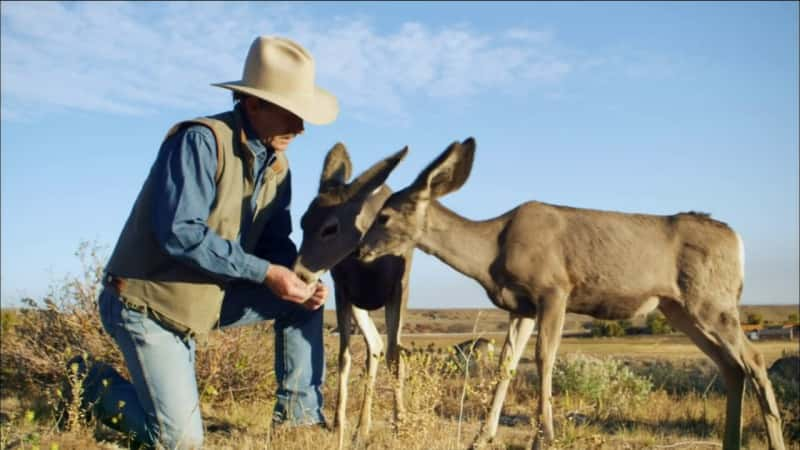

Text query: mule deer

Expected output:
[293,143,412,449]
[358,138,785,450]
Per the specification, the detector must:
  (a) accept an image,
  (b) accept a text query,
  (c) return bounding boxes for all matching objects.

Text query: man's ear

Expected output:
[409,137,476,199]
[319,142,353,193]
[240,96,260,115]
[345,146,409,199]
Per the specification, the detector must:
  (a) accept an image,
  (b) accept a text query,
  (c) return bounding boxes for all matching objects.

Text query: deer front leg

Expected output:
[532,290,567,450]
[351,306,384,443]
[335,298,353,450]
[472,313,536,449]
[385,262,411,427]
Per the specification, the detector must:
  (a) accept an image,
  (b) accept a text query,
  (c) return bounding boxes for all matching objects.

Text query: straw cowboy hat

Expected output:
[213,36,339,125]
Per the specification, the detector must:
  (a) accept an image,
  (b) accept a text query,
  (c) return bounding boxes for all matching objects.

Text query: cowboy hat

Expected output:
[212,36,339,125]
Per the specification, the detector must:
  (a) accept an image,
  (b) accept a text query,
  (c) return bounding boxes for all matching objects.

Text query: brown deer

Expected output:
[358,138,785,450]
[293,143,412,449]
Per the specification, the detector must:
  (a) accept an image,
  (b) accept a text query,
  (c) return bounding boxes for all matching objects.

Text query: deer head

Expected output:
[359,138,476,262]
[293,142,409,284]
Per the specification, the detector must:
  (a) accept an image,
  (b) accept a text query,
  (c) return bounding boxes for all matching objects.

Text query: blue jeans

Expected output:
[90,284,325,449]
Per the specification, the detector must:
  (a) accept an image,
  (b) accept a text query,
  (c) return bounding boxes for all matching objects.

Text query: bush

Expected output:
[552,354,653,418]
[628,359,724,396]
[745,312,764,325]
[589,320,626,337]
[768,355,800,442]
[0,241,280,409]
[646,312,674,335]
[1,242,122,394]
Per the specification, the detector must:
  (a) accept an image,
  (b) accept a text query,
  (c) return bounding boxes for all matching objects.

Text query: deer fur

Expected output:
[359,138,785,450]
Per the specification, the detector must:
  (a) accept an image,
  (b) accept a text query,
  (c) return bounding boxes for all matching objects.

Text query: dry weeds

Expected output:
[1,243,797,449]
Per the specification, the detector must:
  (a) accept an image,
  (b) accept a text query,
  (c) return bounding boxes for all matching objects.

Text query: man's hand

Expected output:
[302,282,328,311]
[263,264,315,304]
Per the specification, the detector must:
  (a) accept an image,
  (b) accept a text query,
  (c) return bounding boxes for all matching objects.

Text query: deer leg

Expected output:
[472,313,536,448]
[334,297,353,450]
[385,260,411,427]
[659,299,772,450]
[532,291,567,450]
[741,339,785,450]
[351,306,383,443]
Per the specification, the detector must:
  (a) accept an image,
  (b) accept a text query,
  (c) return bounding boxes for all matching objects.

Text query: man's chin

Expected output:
[270,137,295,151]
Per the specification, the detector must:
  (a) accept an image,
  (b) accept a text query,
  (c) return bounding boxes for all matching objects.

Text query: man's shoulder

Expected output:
[170,111,238,145]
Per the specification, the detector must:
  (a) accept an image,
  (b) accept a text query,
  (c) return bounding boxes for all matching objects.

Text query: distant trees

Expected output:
[788,313,799,325]
[646,312,674,335]
[589,320,626,337]
[745,312,764,326]
[586,312,675,337]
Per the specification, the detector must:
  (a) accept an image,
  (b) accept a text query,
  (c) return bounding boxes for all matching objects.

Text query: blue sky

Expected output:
[2,1,798,308]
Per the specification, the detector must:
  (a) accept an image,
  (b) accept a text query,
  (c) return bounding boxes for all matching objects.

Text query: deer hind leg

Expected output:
[334,296,353,450]
[741,339,785,450]
[351,306,384,443]
[659,298,756,450]
[532,290,567,450]
[472,313,536,449]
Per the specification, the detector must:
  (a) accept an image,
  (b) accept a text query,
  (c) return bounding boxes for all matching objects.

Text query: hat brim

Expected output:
[212,81,339,125]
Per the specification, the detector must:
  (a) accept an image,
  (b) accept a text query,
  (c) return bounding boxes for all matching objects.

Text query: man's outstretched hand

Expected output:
[303,282,328,311]
[264,264,327,310]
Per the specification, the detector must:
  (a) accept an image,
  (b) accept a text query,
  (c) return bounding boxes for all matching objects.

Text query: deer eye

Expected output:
[321,222,339,239]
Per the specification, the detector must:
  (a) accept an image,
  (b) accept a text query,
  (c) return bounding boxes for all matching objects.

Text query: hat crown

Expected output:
[242,37,315,99]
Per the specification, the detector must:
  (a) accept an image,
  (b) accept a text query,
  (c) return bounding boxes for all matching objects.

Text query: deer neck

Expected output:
[418,200,504,287]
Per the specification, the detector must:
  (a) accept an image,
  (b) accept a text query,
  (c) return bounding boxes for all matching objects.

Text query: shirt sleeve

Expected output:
[253,170,298,267]
[150,125,269,284]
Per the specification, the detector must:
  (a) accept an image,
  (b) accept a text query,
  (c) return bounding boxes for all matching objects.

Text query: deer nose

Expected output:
[357,247,376,262]
[292,258,318,285]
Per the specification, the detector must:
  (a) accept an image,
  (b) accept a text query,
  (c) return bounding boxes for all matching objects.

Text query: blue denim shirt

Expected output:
[149,108,296,284]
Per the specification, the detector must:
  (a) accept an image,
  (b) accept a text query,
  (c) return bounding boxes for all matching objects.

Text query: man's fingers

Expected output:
[302,297,324,311]
[286,285,311,302]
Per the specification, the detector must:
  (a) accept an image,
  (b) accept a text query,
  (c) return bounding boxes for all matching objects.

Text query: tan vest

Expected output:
[105,110,289,338]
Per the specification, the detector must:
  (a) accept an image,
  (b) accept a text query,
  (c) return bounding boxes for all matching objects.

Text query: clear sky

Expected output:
[2,1,798,308]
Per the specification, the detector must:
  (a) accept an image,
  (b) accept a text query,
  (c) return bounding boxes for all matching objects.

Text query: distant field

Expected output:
[323,304,800,335]
[323,304,799,369]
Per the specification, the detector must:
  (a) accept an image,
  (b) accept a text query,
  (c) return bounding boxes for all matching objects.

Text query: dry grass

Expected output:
[1,243,798,449]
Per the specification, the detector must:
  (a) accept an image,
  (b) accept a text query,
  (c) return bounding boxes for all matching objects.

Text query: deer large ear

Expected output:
[319,142,353,193]
[410,137,476,199]
[345,146,409,199]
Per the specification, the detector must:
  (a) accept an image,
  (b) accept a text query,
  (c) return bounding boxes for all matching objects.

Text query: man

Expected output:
[72,36,338,449]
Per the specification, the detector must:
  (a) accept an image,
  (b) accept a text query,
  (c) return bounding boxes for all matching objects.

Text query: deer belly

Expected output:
[568,295,660,320]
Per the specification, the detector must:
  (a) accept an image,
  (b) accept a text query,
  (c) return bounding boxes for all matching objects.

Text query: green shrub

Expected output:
[646,312,674,335]
[629,359,724,396]
[552,354,653,418]
[1,308,18,336]
[589,320,626,337]
[745,312,763,325]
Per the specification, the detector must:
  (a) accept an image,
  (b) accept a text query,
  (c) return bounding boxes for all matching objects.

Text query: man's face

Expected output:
[242,97,305,152]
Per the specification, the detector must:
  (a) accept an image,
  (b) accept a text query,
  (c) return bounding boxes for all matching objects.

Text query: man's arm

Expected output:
[150,125,269,284]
